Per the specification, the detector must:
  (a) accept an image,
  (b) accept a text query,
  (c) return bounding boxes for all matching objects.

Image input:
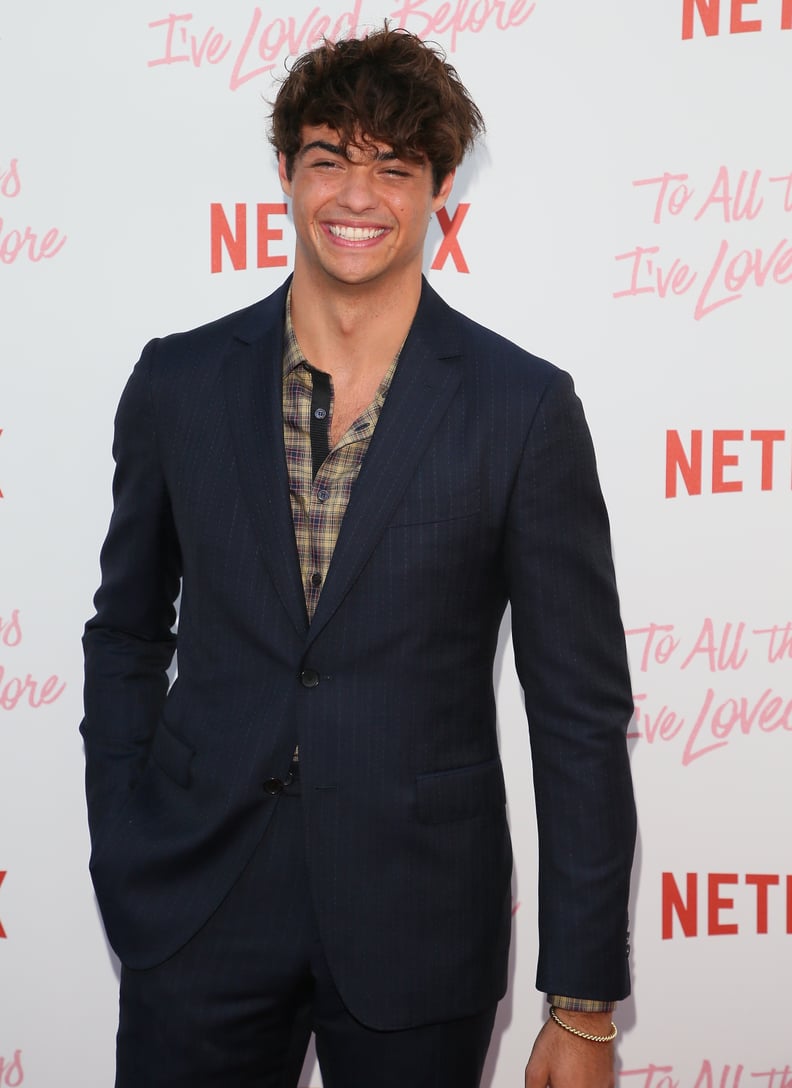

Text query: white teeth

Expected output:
[328,225,386,241]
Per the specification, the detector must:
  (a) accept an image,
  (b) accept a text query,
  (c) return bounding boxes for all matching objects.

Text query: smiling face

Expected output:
[279,124,454,296]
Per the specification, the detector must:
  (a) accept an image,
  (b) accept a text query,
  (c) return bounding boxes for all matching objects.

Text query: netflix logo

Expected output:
[210,203,288,273]
[662,871,792,939]
[209,201,471,274]
[682,0,792,39]
[665,429,791,497]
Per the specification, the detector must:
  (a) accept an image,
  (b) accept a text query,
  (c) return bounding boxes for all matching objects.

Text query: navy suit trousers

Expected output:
[115,772,497,1088]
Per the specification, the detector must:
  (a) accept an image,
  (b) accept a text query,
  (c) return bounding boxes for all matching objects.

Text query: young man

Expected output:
[82,26,636,1088]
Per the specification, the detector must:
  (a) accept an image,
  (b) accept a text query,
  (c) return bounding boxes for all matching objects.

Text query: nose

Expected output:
[336,165,378,213]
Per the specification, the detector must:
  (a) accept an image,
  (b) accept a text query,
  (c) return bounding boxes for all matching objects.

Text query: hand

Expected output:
[524,1011,615,1088]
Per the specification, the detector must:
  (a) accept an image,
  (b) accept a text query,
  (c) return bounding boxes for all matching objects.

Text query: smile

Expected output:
[327,225,388,241]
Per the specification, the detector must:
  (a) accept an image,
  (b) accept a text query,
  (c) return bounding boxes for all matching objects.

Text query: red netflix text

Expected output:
[210,203,288,273]
[662,871,792,938]
[665,429,791,497]
[209,201,471,274]
[682,0,792,39]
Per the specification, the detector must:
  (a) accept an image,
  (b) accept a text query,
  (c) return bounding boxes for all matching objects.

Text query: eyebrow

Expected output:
[298,140,399,163]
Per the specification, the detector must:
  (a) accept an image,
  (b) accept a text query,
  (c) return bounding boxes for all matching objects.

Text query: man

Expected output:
[81,26,636,1088]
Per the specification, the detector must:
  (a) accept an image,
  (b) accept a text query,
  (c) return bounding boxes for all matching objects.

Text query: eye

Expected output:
[307,157,342,171]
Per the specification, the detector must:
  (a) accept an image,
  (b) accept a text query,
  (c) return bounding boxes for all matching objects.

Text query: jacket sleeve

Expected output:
[80,342,182,848]
[504,368,636,1002]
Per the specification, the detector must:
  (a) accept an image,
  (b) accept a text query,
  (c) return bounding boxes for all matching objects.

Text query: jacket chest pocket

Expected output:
[388,485,480,529]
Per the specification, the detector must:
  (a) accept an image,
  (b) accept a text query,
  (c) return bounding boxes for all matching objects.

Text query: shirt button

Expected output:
[300,668,320,688]
[314,408,327,420]
[310,572,323,587]
[317,489,330,503]
[263,778,284,795]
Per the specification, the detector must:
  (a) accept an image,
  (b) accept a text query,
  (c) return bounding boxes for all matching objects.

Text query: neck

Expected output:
[289,266,422,380]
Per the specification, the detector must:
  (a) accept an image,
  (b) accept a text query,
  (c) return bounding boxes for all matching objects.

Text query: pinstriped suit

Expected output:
[81,276,635,1034]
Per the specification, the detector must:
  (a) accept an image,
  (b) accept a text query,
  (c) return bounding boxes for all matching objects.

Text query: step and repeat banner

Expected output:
[1,0,790,1083]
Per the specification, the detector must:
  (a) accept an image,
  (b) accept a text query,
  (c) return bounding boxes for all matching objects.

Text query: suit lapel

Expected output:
[222,282,308,636]
[306,281,464,647]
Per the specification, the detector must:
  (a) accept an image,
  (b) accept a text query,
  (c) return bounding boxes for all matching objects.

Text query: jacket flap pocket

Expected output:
[416,758,506,824]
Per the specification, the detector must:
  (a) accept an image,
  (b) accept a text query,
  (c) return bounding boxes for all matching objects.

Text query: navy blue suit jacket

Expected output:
[81,277,635,1030]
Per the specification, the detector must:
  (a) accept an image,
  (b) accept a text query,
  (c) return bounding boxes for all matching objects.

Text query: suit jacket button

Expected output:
[263,778,284,795]
[300,668,320,688]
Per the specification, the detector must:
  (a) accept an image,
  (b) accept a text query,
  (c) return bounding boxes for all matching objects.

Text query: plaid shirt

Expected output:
[280,297,615,1017]
[282,295,399,622]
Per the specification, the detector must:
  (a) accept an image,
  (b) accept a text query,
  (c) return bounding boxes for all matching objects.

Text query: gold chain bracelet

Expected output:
[549,1007,618,1044]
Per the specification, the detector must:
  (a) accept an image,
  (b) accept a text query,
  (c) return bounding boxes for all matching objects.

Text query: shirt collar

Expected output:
[282,286,308,379]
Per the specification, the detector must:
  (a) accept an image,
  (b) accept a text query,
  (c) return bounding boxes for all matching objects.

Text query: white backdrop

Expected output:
[1,1,790,1083]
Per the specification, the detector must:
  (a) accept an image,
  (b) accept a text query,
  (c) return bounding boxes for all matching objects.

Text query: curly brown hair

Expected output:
[269,26,484,194]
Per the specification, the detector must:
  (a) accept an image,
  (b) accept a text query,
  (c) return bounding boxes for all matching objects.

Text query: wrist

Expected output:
[558,1009,613,1028]
[549,1006,618,1044]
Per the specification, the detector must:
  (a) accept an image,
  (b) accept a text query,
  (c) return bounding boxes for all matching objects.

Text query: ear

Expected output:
[431,170,456,213]
[278,152,292,197]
